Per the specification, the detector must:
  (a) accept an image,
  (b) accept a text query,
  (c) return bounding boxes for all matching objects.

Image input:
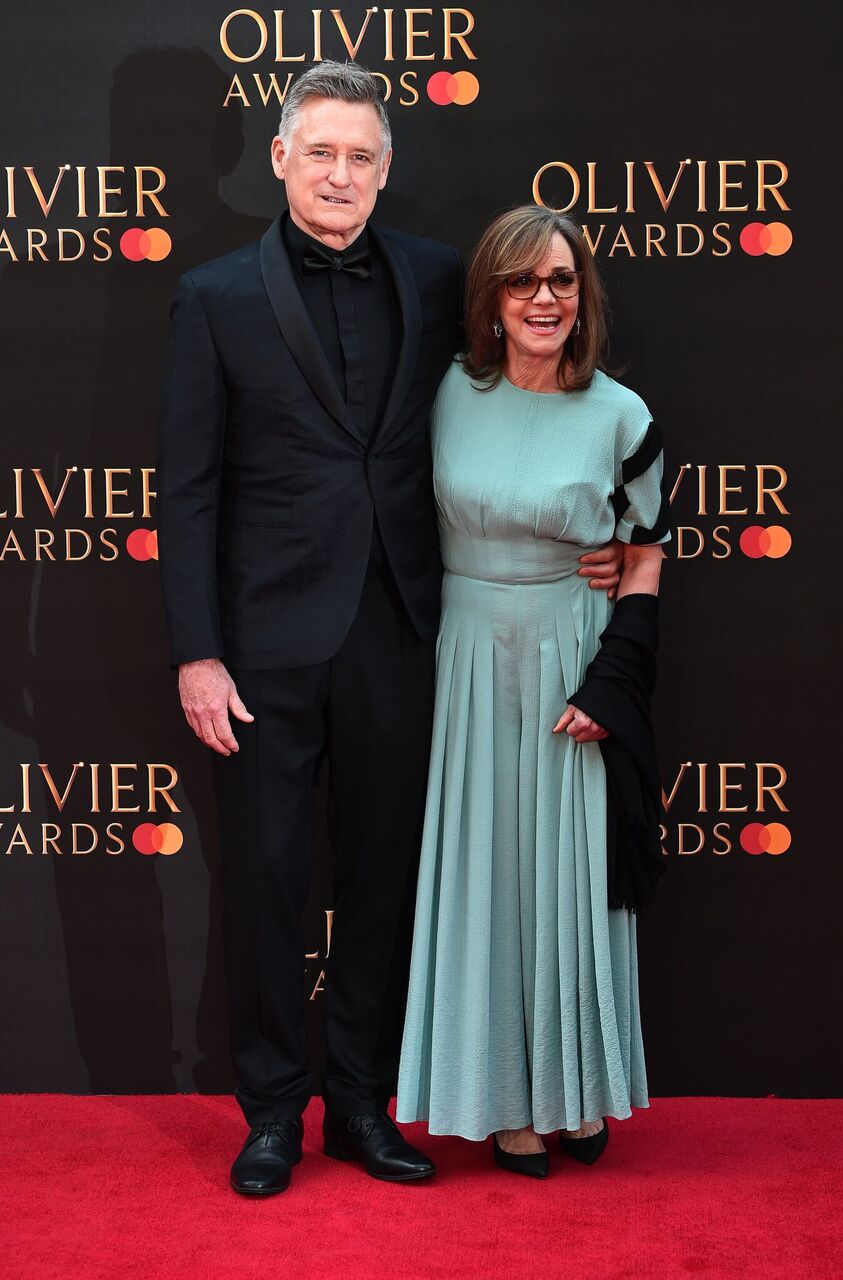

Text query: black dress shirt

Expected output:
[283,212,402,441]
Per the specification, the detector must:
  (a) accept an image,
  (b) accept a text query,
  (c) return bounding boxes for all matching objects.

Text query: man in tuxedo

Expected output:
[158,60,619,1195]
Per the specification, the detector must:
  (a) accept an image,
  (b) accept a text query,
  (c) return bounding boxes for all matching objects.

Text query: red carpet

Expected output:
[1,1096,840,1279]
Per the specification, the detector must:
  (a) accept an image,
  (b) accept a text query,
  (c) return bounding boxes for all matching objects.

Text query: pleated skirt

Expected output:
[396,570,649,1140]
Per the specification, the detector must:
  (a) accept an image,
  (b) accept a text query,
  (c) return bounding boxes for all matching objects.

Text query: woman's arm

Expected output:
[554,543,664,742]
[616,542,663,599]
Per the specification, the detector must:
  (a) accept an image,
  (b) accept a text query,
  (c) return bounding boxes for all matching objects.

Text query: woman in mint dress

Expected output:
[396,207,669,1176]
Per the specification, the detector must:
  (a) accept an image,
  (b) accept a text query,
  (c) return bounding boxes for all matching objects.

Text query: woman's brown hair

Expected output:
[461,205,609,392]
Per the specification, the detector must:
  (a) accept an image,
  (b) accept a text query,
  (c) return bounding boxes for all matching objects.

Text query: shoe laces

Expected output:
[348,1112,399,1142]
[251,1120,299,1146]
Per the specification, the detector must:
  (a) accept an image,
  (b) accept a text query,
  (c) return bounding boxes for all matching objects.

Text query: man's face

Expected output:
[271,97,392,248]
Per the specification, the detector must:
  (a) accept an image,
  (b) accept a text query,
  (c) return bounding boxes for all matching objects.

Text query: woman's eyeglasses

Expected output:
[504,270,582,300]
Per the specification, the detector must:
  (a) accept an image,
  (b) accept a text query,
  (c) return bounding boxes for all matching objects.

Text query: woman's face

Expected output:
[497,232,580,367]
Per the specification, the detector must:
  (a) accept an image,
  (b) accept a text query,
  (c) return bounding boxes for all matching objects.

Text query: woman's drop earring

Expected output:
[493,318,503,338]
[574,317,581,335]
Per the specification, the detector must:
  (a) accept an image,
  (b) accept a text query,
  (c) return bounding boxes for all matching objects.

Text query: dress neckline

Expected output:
[501,373,567,397]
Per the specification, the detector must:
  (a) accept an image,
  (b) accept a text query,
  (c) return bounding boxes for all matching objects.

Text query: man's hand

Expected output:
[553,705,609,743]
[578,539,623,598]
[178,658,254,756]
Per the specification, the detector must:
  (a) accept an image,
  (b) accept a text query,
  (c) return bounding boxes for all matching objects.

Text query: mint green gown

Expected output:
[396,362,669,1141]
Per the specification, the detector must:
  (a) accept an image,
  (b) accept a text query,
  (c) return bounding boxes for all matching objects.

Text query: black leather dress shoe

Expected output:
[230,1118,303,1195]
[323,1111,435,1182]
[492,1134,549,1179]
[560,1119,609,1165]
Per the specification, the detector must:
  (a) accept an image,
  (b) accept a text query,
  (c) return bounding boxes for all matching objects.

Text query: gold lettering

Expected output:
[719,763,747,813]
[104,468,133,519]
[662,761,692,813]
[141,469,156,519]
[676,223,703,257]
[756,465,788,515]
[136,167,167,217]
[757,161,789,212]
[27,228,48,262]
[330,7,377,60]
[106,823,125,855]
[608,225,635,257]
[677,824,704,855]
[220,9,268,62]
[711,525,732,558]
[757,764,788,813]
[586,162,618,214]
[711,221,731,256]
[34,529,56,561]
[148,764,180,814]
[579,224,605,255]
[58,228,85,262]
[405,8,435,59]
[443,8,476,59]
[23,165,68,217]
[645,223,667,257]
[718,160,748,212]
[4,166,15,218]
[97,166,127,218]
[274,8,306,60]
[111,764,140,814]
[0,228,18,261]
[252,71,295,105]
[92,227,112,262]
[643,159,689,212]
[223,74,251,106]
[71,824,97,855]
[718,465,748,516]
[399,71,419,105]
[40,761,84,813]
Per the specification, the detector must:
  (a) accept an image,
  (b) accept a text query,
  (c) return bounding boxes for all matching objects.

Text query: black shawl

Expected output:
[569,593,665,911]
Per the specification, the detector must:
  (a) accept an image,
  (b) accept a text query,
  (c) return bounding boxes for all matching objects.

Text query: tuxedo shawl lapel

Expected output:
[259,217,360,443]
[369,227,422,448]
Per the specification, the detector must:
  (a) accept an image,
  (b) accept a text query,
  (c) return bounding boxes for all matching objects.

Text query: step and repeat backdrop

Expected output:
[1,3,839,1097]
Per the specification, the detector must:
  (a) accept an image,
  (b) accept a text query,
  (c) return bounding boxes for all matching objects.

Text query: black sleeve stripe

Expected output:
[629,487,671,544]
[621,421,664,484]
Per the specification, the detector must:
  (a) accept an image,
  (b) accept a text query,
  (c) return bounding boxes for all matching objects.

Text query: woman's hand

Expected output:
[553,705,609,742]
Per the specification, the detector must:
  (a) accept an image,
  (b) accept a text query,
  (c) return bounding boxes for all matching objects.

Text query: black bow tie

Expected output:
[301,244,372,280]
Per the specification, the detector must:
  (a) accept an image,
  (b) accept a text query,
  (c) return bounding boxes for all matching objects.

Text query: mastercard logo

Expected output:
[126,529,158,561]
[132,822,183,856]
[739,525,791,559]
[739,822,791,855]
[739,222,792,257]
[120,227,172,262]
[427,70,480,106]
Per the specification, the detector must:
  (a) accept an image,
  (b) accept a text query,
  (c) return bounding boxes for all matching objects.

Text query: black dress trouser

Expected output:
[212,566,436,1124]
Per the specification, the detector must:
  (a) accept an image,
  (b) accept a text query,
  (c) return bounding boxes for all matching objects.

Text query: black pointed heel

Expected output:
[559,1119,609,1165]
[493,1134,549,1179]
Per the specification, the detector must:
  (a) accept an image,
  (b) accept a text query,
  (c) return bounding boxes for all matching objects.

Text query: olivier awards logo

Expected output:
[0,466,158,564]
[660,760,791,858]
[0,164,170,264]
[665,462,791,561]
[1,761,183,858]
[532,158,792,259]
[219,7,479,109]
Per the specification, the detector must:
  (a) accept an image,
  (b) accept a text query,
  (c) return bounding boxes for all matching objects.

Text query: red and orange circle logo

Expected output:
[126,529,159,561]
[739,525,791,559]
[132,822,183,855]
[120,227,172,262]
[426,70,480,106]
[739,822,791,855]
[739,223,792,257]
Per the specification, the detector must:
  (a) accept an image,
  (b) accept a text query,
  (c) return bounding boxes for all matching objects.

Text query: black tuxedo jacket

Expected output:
[157,216,462,669]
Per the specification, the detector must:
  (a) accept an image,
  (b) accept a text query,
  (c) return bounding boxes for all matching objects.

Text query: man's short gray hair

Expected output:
[278,60,392,153]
